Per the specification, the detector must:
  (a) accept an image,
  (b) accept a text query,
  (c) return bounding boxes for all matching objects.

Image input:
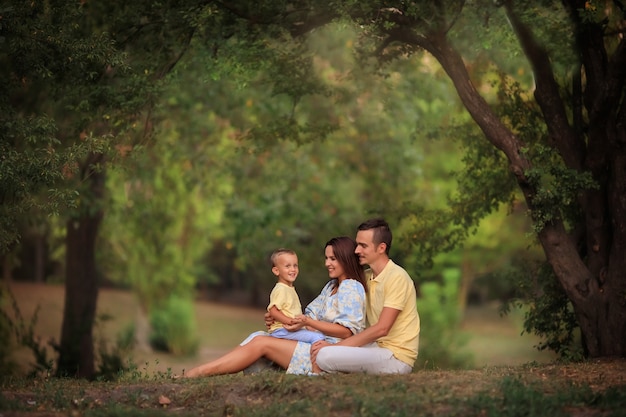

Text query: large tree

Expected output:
[1,1,129,378]
[201,0,625,357]
[2,0,202,378]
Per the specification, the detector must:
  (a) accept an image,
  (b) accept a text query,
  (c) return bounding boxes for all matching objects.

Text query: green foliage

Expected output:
[149,296,199,356]
[523,145,598,232]
[501,262,583,361]
[0,1,134,254]
[415,268,473,369]
[103,132,229,310]
[94,315,136,382]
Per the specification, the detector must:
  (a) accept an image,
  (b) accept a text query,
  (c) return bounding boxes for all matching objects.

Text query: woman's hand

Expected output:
[310,340,331,365]
[284,314,311,331]
[283,321,304,331]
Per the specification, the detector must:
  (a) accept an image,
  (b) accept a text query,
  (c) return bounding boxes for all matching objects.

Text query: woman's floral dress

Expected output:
[287,279,366,374]
[240,278,366,375]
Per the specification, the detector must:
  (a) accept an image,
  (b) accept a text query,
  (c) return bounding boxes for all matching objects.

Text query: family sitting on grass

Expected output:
[182,218,420,377]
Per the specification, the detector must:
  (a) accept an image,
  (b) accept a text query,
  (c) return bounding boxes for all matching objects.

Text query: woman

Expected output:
[184,236,366,377]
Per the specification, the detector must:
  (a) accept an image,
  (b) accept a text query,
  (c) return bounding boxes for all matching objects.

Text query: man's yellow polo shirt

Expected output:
[366,260,420,367]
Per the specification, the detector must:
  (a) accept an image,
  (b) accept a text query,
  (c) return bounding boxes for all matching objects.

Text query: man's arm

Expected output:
[311,306,400,357]
[335,306,400,346]
[310,307,400,364]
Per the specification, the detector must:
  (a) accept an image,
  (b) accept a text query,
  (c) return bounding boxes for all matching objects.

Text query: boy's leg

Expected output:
[316,344,413,374]
[271,328,325,344]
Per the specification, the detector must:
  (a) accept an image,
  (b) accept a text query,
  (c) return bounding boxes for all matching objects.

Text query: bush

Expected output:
[414,268,474,370]
[0,286,53,377]
[149,296,199,356]
[501,261,583,361]
[94,315,136,381]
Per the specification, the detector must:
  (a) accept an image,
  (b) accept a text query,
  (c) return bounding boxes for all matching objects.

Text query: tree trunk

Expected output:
[134,305,153,353]
[538,223,626,357]
[575,289,626,358]
[56,156,105,379]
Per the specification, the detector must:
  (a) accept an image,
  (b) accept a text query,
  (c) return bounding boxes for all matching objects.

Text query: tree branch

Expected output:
[503,0,585,170]
[604,38,626,117]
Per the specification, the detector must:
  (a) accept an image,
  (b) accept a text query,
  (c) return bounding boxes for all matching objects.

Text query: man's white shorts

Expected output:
[316,343,413,374]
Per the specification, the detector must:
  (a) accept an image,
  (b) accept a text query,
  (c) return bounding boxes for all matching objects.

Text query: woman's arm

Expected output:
[297,315,352,338]
[336,306,400,346]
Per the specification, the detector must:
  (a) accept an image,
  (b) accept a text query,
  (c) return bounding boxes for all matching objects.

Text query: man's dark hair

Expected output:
[357,218,392,254]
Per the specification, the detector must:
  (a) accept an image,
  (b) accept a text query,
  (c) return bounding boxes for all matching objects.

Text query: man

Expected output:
[311,218,420,374]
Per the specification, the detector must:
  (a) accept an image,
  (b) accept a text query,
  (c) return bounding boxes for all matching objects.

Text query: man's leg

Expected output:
[316,344,412,374]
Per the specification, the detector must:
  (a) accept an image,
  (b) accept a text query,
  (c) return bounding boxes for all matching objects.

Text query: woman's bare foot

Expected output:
[311,362,322,374]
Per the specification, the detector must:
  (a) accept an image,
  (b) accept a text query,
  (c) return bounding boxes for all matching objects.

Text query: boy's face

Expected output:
[272,253,299,286]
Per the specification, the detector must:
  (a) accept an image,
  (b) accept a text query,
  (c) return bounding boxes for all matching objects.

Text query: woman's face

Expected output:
[325,245,347,280]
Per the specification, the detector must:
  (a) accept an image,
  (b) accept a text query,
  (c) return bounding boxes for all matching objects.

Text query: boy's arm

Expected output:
[268,305,296,326]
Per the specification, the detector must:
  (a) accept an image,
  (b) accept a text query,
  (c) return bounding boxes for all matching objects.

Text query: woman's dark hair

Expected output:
[325,236,366,288]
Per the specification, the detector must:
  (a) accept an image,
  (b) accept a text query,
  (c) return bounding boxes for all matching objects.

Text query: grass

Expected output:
[1,360,625,416]
[2,282,625,416]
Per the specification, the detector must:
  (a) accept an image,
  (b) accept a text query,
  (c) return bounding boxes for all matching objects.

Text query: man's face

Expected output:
[355,229,383,266]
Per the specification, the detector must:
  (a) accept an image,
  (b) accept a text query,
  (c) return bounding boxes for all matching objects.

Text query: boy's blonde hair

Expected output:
[269,248,297,267]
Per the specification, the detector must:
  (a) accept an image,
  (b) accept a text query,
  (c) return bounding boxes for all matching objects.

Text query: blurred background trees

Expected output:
[3,0,624,377]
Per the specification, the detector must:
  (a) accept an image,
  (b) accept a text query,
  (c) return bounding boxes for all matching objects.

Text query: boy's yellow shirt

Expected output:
[267,282,302,333]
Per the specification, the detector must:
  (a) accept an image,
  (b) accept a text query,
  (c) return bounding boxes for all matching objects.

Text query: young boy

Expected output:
[267,248,325,344]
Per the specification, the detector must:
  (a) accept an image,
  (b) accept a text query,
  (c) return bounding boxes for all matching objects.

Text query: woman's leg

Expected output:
[185,336,298,377]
